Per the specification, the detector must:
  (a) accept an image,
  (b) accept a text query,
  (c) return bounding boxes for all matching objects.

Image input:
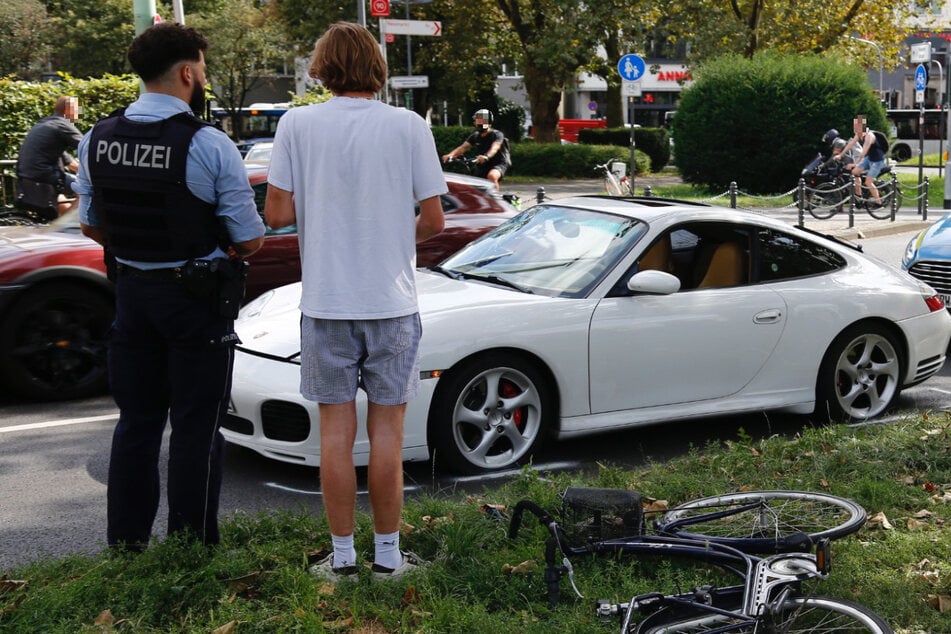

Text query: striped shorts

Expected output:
[300,314,421,405]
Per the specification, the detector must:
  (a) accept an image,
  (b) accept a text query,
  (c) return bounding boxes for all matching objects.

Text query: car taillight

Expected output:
[925,295,946,312]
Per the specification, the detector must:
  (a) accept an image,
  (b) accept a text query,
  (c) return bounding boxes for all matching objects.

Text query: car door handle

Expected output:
[753,309,783,324]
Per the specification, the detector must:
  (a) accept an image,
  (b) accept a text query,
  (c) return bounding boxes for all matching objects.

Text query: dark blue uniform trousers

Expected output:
[107,273,236,548]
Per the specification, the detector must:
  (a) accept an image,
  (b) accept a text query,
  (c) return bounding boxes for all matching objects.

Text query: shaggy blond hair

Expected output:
[309,22,387,94]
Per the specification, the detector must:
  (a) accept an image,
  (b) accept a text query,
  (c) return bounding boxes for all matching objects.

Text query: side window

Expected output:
[755,228,846,281]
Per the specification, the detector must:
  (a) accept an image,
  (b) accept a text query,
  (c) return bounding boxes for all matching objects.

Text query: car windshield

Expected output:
[440,204,646,298]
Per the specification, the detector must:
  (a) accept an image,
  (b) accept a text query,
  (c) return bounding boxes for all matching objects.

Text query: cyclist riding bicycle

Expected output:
[835,114,887,210]
[442,108,511,190]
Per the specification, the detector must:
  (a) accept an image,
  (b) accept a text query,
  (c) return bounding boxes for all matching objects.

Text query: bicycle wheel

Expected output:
[604,172,625,196]
[867,181,898,219]
[634,596,892,633]
[808,182,842,219]
[655,491,866,553]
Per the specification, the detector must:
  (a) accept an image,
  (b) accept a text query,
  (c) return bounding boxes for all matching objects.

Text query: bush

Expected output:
[0,74,139,161]
[578,127,671,172]
[673,52,887,194]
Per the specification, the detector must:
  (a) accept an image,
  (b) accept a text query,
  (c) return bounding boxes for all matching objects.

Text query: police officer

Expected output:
[75,23,265,550]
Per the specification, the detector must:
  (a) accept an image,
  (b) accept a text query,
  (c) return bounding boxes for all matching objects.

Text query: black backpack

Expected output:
[872,130,889,153]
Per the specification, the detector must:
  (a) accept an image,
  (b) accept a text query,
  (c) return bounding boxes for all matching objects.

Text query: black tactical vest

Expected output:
[88,111,220,261]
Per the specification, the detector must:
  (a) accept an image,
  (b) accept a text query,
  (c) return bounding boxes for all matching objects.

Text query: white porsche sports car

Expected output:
[224,196,951,474]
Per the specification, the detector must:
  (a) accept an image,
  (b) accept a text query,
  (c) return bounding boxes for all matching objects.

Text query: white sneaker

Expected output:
[370,551,426,580]
[308,552,359,583]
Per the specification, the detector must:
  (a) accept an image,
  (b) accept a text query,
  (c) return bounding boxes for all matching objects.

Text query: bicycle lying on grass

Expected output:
[509,487,891,633]
[593,158,633,196]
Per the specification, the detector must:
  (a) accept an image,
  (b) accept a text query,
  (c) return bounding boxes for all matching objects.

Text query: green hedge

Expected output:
[578,127,670,172]
[0,74,140,162]
[433,125,650,178]
[673,52,887,194]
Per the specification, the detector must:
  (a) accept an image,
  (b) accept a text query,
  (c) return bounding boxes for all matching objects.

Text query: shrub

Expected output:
[673,52,887,194]
[0,74,139,161]
[579,127,671,172]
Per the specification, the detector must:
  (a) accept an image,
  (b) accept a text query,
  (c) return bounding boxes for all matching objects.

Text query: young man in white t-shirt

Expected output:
[264,22,446,580]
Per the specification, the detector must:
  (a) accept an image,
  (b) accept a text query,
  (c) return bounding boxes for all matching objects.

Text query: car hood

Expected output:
[917,214,951,259]
[0,224,95,261]
[235,271,556,357]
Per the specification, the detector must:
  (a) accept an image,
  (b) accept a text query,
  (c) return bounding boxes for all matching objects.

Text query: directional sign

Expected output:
[389,75,429,89]
[617,54,646,82]
[381,19,442,36]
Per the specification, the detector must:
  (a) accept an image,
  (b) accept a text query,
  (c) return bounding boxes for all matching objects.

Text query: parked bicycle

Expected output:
[509,487,891,633]
[796,154,902,221]
[594,158,633,196]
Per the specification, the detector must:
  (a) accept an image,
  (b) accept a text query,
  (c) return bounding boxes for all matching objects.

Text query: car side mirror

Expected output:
[626,270,680,295]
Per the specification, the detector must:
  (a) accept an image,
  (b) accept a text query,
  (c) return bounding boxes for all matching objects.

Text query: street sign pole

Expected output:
[617,54,646,194]
[915,64,928,192]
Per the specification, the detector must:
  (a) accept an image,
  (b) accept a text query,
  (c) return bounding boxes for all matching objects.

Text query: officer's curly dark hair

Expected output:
[127,23,208,84]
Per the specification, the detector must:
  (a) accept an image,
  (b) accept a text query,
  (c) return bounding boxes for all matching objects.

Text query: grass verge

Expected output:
[3,413,951,632]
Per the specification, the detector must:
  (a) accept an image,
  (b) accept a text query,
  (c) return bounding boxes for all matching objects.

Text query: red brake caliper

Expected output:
[499,380,524,430]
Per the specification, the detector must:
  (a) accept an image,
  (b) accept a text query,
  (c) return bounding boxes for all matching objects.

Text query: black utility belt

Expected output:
[117,258,249,319]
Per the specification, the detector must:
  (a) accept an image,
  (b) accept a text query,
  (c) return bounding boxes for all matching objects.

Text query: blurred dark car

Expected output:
[0,169,517,401]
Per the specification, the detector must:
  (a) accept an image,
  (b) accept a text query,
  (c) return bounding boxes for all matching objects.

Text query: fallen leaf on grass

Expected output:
[907,518,930,530]
[402,586,421,607]
[322,616,354,630]
[211,621,238,634]
[914,509,935,519]
[0,578,27,594]
[927,594,951,612]
[866,511,893,530]
[502,560,536,575]
[93,609,115,626]
[906,558,941,585]
[421,514,453,529]
[642,497,668,513]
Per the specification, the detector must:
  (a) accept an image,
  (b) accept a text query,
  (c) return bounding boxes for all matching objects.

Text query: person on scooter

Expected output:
[442,109,511,190]
[821,129,858,168]
[836,115,886,210]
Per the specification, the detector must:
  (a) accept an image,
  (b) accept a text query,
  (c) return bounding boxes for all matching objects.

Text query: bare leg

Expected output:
[486,168,502,191]
[865,176,881,205]
[318,401,358,536]
[366,401,406,534]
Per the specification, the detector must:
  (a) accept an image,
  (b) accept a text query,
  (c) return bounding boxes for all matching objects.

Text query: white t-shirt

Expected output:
[268,96,448,319]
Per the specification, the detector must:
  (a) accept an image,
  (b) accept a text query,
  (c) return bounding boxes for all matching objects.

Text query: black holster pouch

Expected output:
[216,258,249,319]
[180,257,248,318]
[104,248,118,283]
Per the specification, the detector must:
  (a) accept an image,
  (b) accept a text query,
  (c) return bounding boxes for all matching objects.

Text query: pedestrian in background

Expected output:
[16,95,83,215]
[264,21,446,580]
[75,22,265,551]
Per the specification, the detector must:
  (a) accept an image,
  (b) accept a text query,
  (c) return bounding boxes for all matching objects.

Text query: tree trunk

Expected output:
[523,63,563,143]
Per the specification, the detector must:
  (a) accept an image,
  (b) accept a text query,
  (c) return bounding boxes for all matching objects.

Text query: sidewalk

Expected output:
[507,175,941,241]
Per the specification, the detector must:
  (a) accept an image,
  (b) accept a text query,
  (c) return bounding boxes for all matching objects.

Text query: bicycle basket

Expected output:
[560,487,645,542]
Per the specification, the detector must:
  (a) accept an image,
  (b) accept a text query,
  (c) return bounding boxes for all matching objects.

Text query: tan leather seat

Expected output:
[638,235,673,273]
[698,242,746,288]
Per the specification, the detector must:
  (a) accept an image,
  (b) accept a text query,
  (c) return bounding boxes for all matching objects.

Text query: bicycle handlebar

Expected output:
[508,499,556,540]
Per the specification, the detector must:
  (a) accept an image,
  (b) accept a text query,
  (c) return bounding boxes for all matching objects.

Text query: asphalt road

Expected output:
[1,229,948,572]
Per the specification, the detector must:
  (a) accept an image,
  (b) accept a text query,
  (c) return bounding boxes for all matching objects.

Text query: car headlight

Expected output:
[902,231,924,268]
[239,289,275,320]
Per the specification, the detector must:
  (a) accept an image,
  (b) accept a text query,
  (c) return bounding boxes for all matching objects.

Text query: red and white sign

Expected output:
[370,0,390,18]
[380,19,442,36]
[385,33,396,43]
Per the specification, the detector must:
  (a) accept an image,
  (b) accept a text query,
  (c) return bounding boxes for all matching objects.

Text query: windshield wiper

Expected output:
[459,272,534,294]
[429,264,462,279]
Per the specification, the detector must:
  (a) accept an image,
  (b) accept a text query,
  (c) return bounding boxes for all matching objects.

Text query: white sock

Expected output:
[374,530,401,570]
[331,533,356,568]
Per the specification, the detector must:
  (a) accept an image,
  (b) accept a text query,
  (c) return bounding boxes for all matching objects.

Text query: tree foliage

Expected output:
[672,52,887,194]
[0,0,53,80]
[46,0,137,78]
[191,0,290,140]
[494,0,602,142]
[665,0,917,65]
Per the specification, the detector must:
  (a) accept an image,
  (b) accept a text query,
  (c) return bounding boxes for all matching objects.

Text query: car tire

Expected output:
[814,323,902,423]
[428,353,552,474]
[0,282,112,401]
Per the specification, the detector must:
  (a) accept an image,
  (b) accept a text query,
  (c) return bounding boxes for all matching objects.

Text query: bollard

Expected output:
[729,181,737,209]
[797,178,805,227]
[847,186,855,229]
[643,185,652,198]
[536,187,545,205]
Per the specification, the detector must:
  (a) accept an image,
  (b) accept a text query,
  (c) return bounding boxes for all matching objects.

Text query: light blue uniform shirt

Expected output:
[75,92,265,269]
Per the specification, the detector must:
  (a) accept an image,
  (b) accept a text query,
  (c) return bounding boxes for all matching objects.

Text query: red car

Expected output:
[0,169,518,401]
